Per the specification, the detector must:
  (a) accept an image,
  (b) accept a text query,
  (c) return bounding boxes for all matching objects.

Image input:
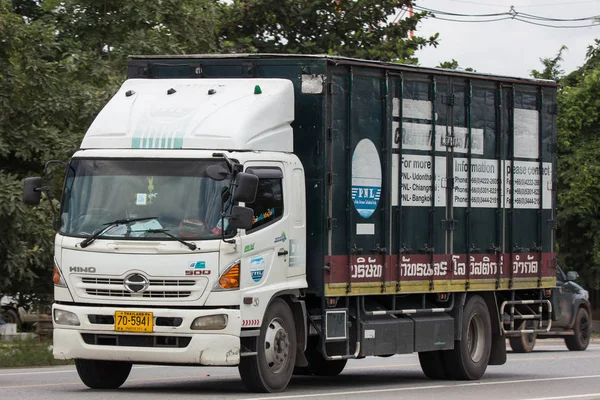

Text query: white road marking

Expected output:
[241,375,600,400]
[521,394,600,400]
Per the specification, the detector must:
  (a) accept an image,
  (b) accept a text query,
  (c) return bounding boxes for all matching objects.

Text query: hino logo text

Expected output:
[69,266,97,273]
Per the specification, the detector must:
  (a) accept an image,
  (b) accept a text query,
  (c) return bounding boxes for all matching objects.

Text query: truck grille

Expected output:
[74,275,207,301]
[81,278,195,286]
[85,289,192,298]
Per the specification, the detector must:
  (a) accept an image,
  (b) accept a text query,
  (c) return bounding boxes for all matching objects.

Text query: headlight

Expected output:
[53,309,80,326]
[190,314,228,330]
[583,290,589,300]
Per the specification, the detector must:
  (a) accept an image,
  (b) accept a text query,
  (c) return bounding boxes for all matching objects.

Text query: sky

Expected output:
[413,0,600,78]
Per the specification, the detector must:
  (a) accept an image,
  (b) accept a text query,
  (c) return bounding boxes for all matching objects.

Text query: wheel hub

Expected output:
[264,318,290,374]
[467,313,485,363]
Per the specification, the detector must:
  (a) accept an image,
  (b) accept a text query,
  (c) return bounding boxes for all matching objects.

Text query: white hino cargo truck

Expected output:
[23,55,565,393]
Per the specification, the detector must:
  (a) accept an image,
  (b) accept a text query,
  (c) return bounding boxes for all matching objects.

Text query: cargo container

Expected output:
[24,54,559,393]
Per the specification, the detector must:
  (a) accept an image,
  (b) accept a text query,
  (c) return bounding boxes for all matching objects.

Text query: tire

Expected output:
[1,308,20,326]
[508,321,537,353]
[418,350,449,379]
[443,295,492,380]
[74,359,132,389]
[565,307,591,351]
[239,298,297,393]
[304,336,347,377]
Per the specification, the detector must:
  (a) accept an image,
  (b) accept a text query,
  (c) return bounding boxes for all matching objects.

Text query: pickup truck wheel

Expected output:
[74,359,132,389]
[443,295,491,380]
[305,336,347,376]
[239,298,296,393]
[419,350,449,379]
[508,322,537,353]
[565,308,591,351]
[1,308,20,326]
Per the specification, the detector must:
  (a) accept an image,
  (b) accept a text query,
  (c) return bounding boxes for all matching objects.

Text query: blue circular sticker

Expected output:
[351,139,382,218]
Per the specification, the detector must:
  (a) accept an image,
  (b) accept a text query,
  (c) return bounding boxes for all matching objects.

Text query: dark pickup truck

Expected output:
[509,266,592,352]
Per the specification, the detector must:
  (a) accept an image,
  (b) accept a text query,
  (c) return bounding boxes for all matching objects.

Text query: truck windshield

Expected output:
[60,158,230,240]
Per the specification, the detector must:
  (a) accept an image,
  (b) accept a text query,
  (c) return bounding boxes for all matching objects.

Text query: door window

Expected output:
[246,177,284,233]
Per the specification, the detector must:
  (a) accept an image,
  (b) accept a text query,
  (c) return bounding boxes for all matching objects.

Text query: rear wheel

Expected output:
[443,295,492,380]
[75,359,132,389]
[304,336,347,377]
[239,298,297,393]
[508,321,537,353]
[565,308,591,351]
[418,350,449,379]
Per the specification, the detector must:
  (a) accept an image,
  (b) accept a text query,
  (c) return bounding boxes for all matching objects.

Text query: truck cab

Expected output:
[25,77,308,392]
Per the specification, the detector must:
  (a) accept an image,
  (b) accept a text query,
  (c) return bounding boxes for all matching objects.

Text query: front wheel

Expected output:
[565,308,591,351]
[75,359,132,389]
[239,298,297,393]
[443,295,492,380]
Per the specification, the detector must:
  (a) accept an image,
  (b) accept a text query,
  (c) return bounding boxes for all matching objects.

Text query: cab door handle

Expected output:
[278,249,289,256]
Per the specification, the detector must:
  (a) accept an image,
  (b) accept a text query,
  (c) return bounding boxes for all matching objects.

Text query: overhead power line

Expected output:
[412,4,600,28]
[442,0,600,8]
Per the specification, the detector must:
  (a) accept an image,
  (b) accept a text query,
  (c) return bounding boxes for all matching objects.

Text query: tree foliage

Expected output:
[0,0,438,303]
[437,59,475,72]
[545,41,600,291]
[221,0,438,62]
[531,45,567,82]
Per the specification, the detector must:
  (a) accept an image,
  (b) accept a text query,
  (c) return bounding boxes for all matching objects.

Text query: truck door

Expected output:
[328,71,389,292]
[239,163,291,290]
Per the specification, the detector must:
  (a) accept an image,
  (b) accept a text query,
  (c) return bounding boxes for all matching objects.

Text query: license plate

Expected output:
[115,311,153,333]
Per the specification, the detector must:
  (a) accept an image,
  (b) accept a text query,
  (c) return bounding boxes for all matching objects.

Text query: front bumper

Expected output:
[52,304,241,366]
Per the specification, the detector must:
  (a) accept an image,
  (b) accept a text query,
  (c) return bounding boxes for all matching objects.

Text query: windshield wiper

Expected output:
[145,229,197,251]
[79,216,158,248]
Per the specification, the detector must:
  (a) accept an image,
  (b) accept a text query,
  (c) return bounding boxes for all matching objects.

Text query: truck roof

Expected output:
[128,53,558,87]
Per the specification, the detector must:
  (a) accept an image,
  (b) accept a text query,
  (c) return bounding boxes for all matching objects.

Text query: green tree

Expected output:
[531,45,567,82]
[437,59,475,72]
[541,41,600,294]
[0,0,222,303]
[221,0,438,63]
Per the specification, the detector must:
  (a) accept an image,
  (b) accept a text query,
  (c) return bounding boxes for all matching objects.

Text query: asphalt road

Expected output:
[2,341,600,400]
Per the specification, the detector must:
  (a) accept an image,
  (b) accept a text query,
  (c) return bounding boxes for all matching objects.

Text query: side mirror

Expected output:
[206,165,230,181]
[23,177,43,206]
[566,271,579,281]
[232,172,258,203]
[229,206,254,230]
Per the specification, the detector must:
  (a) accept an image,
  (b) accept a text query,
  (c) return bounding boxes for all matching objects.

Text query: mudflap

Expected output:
[488,331,507,365]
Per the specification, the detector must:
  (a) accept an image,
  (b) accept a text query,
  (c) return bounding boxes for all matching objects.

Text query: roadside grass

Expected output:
[0,338,72,368]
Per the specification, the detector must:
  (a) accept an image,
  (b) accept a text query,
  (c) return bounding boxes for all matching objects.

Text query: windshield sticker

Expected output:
[147,177,157,204]
[136,193,148,206]
[274,232,287,244]
[250,257,265,283]
[253,208,275,225]
[244,243,255,253]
